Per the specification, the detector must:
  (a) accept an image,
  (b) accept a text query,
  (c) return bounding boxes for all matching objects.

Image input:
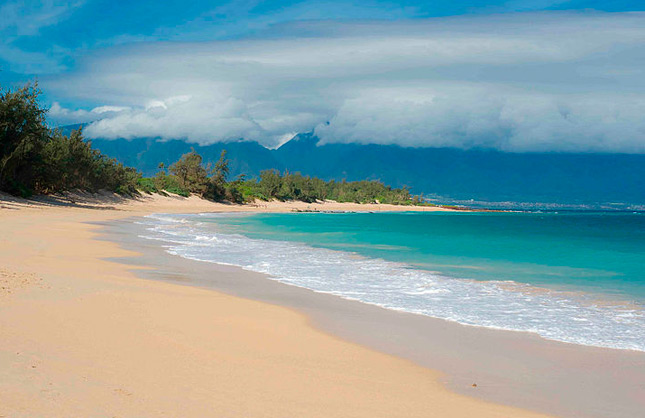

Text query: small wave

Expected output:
[138,213,645,352]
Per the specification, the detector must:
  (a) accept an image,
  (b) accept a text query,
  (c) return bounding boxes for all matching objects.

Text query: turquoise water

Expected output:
[141,211,645,351]
[210,211,645,302]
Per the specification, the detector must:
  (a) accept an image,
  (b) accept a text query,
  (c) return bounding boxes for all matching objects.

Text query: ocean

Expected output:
[139,210,645,352]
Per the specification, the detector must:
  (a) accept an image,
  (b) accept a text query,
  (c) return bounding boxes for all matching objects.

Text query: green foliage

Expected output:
[205,150,230,201]
[143,156,417,205]
[154,162,167,190]
[258,169,282,199]
[240,170,416,205]
[0,83,141,197]
[169,149,209,195]
[325,179,412,204]
[37,129,140,194]
[164,185,190,197]
[234,177,266,202]
[0,83,49,196]
[149,162,190,196]
[137,177,158,194]
[223,174,249,204]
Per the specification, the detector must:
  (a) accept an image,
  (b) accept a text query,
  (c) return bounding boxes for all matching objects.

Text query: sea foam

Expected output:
[140,213,645,352]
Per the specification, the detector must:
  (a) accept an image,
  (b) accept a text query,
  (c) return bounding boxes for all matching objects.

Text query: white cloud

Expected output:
[315,86,645,152]
[49,102,131,124]
[45,12,645,152]
[83,95,265,143]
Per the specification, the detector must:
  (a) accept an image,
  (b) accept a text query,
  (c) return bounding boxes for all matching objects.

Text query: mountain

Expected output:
[64,127,645,208]
[272,134,645,208]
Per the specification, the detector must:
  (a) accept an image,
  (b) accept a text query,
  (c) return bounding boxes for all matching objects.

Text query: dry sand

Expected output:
[0,192,551,417]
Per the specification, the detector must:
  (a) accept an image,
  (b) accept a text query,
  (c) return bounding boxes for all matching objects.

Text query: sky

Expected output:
[2,1,645,152]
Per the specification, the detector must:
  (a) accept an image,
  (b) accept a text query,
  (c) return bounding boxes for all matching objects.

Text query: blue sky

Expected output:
[2,1,645,152]
[2,0,640,80]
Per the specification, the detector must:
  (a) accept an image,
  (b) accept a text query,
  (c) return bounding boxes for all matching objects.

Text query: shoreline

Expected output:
[105,213,645,418]
[1,193,643,417]
[1,193,550,418]
[0,191,466,214]
[140,211,645,353]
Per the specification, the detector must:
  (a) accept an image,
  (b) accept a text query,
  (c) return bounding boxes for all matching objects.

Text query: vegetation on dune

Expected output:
[0,83,139,196]
[134,156,417,204]
[237,170,415,204]
[0,82,423,205]
[135,156,417,205]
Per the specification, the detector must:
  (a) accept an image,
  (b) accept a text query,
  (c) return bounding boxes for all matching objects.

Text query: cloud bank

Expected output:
[46,12,645,152]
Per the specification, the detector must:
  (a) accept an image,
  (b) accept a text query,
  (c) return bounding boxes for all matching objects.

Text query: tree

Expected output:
[206,150,230,200]
[169,149,209,194]
[213,150,230,183]
[0,83,49,195]
[224,174,245,203]
[154,162,167,189]
[258,169,282,199]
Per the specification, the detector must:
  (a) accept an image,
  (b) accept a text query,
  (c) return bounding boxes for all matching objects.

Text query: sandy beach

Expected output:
[1,192,642,417]
[4,2,645,417]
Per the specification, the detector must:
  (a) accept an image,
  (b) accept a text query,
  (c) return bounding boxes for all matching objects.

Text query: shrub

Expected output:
[137,177,158,194]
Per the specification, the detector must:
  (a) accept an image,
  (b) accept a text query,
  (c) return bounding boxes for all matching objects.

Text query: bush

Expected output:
[137,177,158,194]
[164,185,190,197]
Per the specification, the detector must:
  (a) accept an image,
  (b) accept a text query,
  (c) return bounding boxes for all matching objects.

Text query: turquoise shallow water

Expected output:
[141,210,645,351]
[211,211,645,302]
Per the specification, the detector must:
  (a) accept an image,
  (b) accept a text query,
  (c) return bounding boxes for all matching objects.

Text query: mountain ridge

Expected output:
[61,126,645,208]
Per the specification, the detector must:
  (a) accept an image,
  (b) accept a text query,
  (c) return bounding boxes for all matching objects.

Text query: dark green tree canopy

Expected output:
[0,83,139,196]
[0,83,49,195]
[169,149,209,195]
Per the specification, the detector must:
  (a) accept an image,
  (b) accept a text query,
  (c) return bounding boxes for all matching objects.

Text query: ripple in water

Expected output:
[139,213,645,352]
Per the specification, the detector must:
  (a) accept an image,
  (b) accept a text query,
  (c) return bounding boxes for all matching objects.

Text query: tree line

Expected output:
[143,152,418,205]
[1,84,139,196]
[1,83,422,205]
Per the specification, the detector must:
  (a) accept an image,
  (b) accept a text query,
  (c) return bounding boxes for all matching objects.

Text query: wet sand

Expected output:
[104,214,645,418]
[1,193,556,418]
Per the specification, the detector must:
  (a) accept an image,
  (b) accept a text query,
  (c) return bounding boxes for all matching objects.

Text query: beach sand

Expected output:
[110,213,645,418]
[0,192,636,417]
